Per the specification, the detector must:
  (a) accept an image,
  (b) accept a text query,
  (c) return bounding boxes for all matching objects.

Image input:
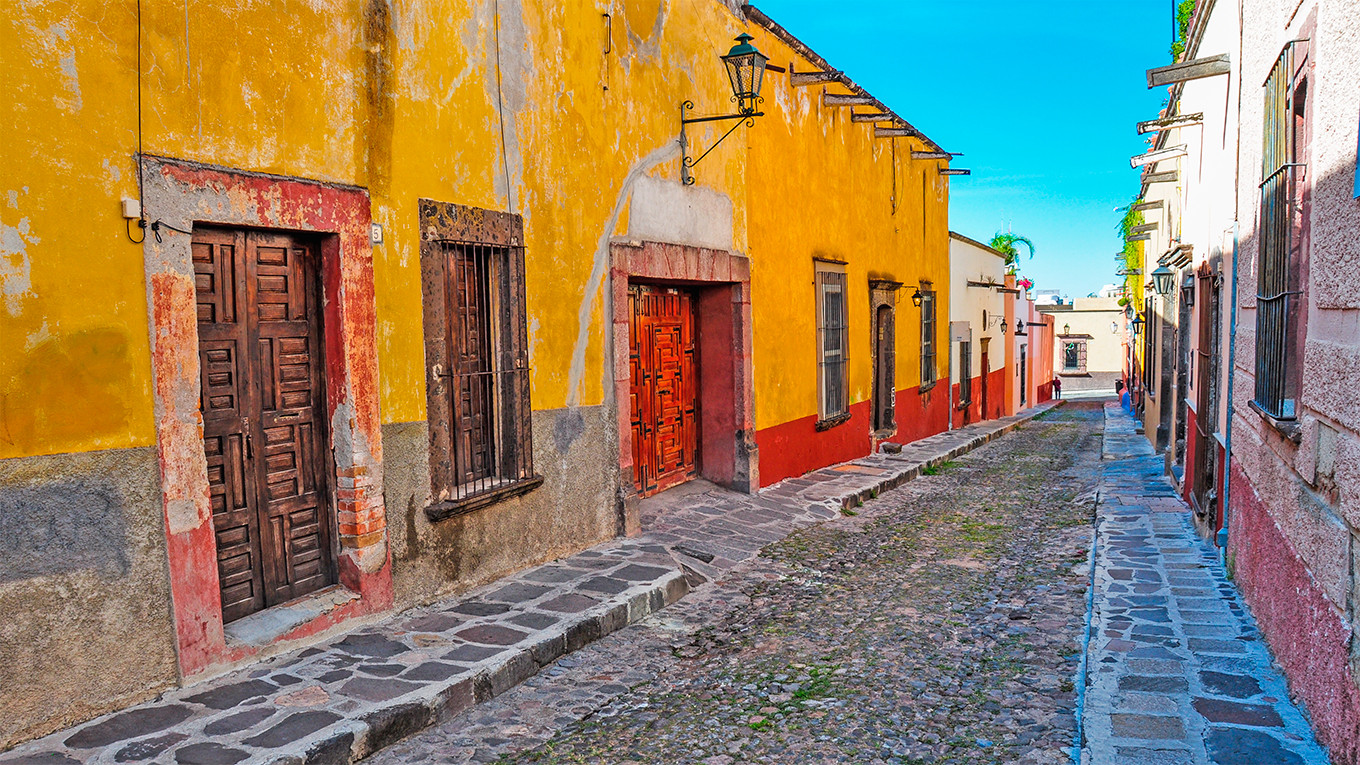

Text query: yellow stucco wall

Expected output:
[1,0,947,460]
[744,26,951,429]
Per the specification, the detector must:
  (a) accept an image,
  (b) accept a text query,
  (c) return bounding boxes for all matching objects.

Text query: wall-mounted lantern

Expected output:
[910,288,924,307]
[1151,264,1175,296]
[680,34,769,185]
[1110,321,1118,334]
[1131,314,1145,334]
[1000,319,1009,334]
[1015,319,1027,336]
[1063,323,1071,336]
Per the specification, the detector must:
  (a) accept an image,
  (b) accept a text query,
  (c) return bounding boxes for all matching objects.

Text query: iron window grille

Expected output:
[1062,340,1088,374]
[920,286,937,387]
[421,227,541,520]
[959,340,973,404]
[1253,44,1306,420]
[816,266,850,424]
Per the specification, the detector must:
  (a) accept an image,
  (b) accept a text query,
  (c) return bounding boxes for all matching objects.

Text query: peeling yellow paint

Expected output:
[3,0,948,460]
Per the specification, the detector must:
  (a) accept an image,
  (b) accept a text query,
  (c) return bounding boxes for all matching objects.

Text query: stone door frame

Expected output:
[608,240,756,532]
[140,155,392,678]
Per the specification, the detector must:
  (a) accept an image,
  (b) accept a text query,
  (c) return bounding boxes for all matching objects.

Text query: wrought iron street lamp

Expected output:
[1015,319,1027,336]
[1151,265,1175,296]
[1063,323,1071,336]
[681,34,769,185]
[910,288,924,308]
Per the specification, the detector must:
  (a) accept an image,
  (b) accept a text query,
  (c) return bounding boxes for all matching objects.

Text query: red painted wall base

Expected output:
[1229,463,1360,764]
[754,384,949,487]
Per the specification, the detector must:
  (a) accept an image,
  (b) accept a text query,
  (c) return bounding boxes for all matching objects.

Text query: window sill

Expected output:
[1247,400,1302,445]
[425,476,545,522]
[956,400,972,411]
[1059,371,1091,377]
[815,412,852,432]
[919,379,938,394]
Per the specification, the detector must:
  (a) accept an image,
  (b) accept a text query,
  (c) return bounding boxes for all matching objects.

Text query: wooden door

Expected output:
[446,245,497,486]
[1192,272,1221,520]
[194,227,334,623]
[873,305,895,432]
[629,286,698,496]
[1019,345,1028,406]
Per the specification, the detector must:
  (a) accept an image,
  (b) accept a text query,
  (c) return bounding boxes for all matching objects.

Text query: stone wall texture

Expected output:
[0,447,178,749]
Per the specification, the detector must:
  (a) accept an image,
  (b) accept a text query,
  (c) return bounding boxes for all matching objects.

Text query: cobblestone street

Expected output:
[373,403,1106,765]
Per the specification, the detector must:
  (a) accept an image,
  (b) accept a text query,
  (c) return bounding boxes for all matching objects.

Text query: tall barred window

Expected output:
[815,262,850,424]
[1254,44,1308,420]
[919,284,937,387]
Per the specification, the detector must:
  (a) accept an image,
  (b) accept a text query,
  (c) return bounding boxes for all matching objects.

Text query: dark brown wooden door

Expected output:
[873,305,895,432]
[1192,271,1221,520]
[194,227,334,623]
[630,286,698,496]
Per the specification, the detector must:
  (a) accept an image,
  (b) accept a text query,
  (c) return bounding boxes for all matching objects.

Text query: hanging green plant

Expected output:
[1170,0,1198,60]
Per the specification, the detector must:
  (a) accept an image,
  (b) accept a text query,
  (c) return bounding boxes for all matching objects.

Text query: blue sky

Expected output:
[754,0,1171,298]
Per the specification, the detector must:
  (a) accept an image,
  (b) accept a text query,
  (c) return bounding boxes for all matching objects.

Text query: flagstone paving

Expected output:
[1079,402,1329,765]
[0,405,1062,765]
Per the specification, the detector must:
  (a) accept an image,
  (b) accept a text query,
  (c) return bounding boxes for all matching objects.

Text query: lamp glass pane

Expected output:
[724,56,743,102]
[750,50,768,97]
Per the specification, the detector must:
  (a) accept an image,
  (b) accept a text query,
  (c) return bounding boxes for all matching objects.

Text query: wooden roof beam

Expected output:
[874,127,920,139]
[824,93,876,108]
[1146,54,1230,88]
[1137,112,1205,134]
[790,69,841,87]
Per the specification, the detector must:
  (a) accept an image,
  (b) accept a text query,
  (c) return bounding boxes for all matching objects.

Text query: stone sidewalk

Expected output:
[1,402,1061,765]
[1080,403,1330,764]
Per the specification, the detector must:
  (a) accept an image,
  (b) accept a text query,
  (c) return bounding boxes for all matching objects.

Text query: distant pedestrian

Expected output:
[1052,377,1062,399]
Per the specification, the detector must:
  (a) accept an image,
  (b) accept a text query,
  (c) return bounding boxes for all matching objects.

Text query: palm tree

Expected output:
[989,232,1035,274]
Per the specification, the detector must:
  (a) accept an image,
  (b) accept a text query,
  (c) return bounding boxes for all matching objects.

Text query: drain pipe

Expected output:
[1219,220,1240,551]
[1218,0,1245,552]
[1071,491,1102,764]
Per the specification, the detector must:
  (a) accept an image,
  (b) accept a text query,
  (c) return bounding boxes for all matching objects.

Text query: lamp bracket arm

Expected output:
[680,101,761,185]
[681,112,760,125]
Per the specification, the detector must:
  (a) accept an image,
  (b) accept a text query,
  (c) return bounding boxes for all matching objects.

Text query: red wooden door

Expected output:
[980,341,991,421]
[194,227,334,622]
[629,286,698,496]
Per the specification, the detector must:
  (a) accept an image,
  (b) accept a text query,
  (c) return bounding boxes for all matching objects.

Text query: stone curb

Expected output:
[307,572,691,765]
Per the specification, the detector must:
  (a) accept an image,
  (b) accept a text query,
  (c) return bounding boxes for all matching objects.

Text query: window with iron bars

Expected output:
[959,340,973,404]
[920,285,937,387]
[1063,340,1088,374]
[815,264,849,425]
[420,202,541,520]
[1253,44,1307,420]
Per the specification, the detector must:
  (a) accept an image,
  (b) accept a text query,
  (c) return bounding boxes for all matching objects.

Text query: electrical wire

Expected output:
[492,0,513,214]
[151,220,192,243]
[125,0,147,244]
